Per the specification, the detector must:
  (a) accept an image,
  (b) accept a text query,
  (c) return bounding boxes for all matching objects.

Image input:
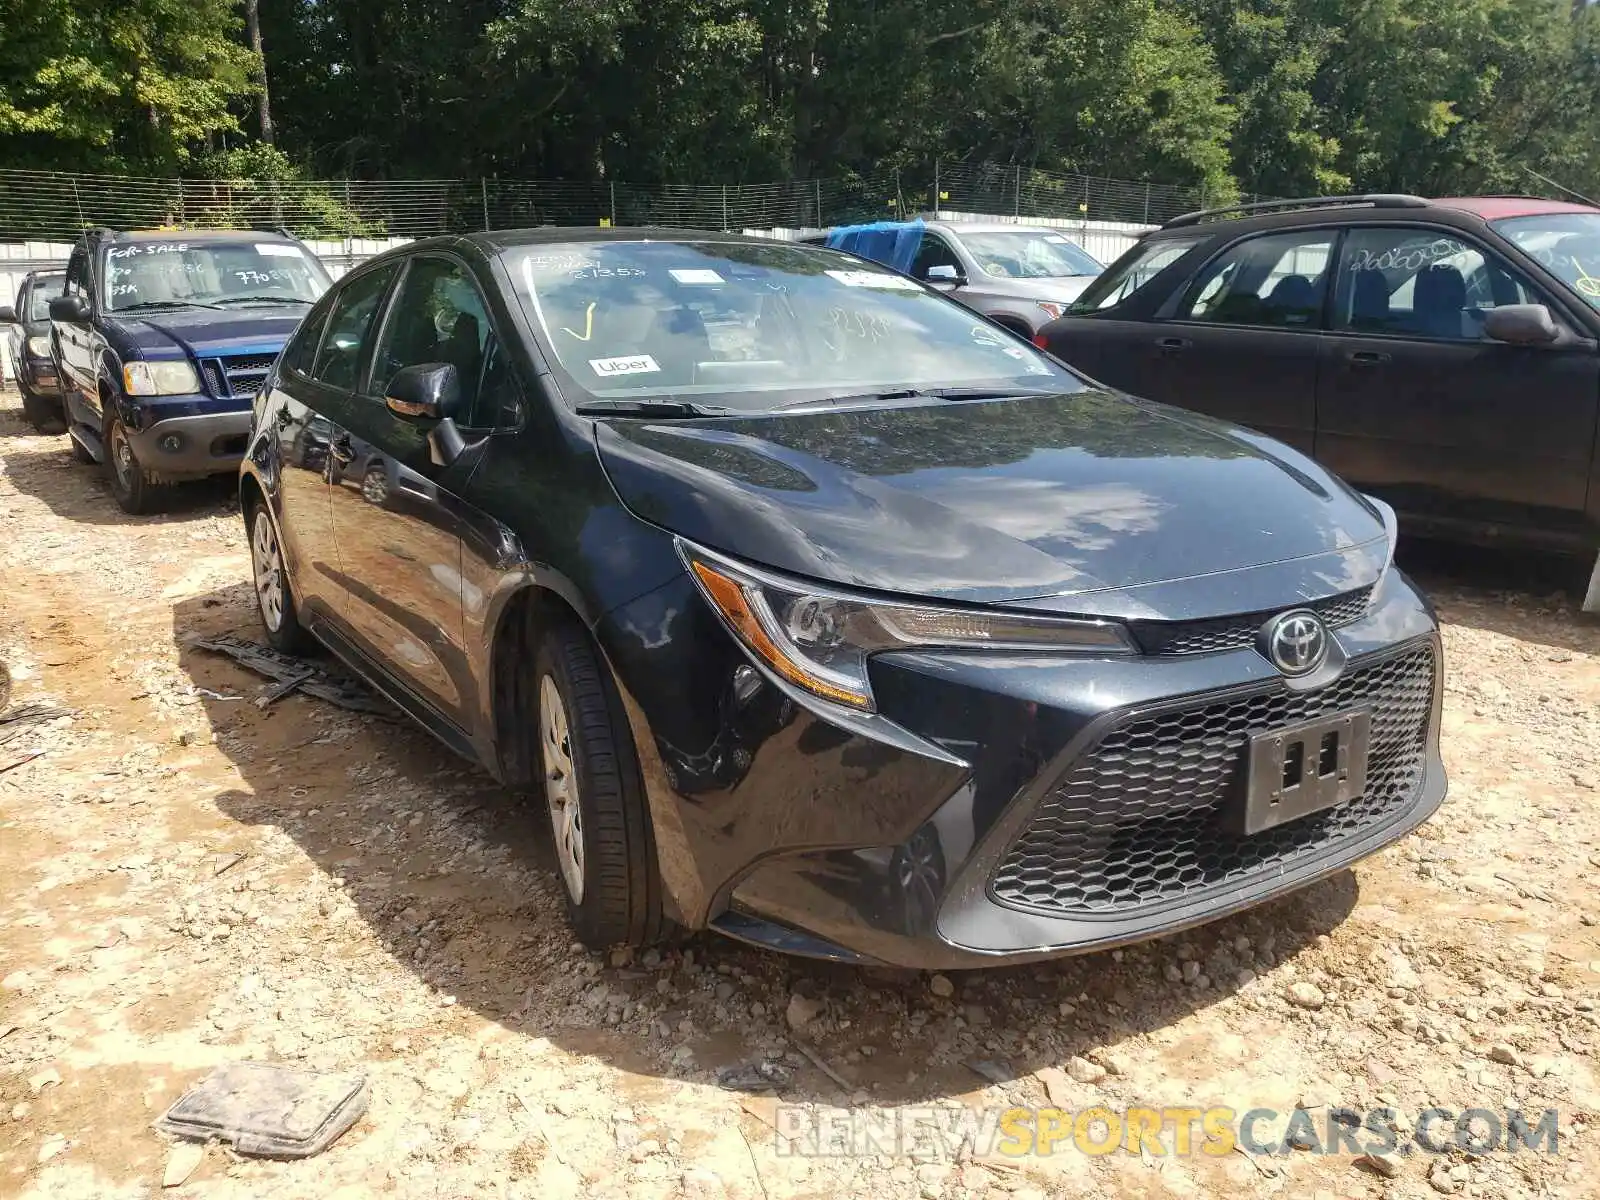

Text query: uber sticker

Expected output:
[670,268,724,285]
[825,269,920,291]
[255,243,304,258]
[590,355,661,377]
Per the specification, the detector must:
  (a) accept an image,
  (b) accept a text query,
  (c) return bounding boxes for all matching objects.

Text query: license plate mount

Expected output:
[1231,709,1372,836]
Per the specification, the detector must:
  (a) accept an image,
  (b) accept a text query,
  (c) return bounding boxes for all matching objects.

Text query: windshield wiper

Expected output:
[575,399,733,418]
[113,300,222,312]
[773,386,1053,413]
[214,295,313,306]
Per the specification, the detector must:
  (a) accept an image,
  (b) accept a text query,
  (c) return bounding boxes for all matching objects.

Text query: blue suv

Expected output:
[50,227,332,513]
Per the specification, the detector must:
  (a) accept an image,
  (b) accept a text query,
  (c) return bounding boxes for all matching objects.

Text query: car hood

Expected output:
[594,390,1390,618]
[107,306,305,358]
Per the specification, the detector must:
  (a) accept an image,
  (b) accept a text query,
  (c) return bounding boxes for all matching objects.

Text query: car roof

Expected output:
[474,226,778,252]
[91,227,300,244]
[1147,193,1600,241]
[1430,196,1600,220]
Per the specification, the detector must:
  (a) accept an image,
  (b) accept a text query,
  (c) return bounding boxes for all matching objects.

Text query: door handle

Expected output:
[1156,336,1191,355]
[329,432,355,464]
[1347,350,1391,367]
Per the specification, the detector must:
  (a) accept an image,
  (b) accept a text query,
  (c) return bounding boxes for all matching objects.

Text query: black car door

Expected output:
[1135,227,1338,455]
[1315,226,1600,543]
[324,252,500,737]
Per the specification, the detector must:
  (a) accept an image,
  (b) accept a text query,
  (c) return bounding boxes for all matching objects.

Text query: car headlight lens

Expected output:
[25,336,50,358]
[1036,301,1067,321]
[682,542,1135,711]
[123,360,200,396]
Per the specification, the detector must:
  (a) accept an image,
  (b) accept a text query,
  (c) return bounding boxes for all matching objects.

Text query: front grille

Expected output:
[203,353,278,400]
[1131,586,1374,657]
[991,644,1435,917]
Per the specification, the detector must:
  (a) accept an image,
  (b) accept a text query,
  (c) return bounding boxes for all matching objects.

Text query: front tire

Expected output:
[105,415,167,514]
[247,501,313,654]
[534,622,667,949]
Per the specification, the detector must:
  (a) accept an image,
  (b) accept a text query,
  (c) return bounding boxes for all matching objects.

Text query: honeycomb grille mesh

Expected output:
[991,644,1435,916]
[1133,586,1374,657]
[203,354,277,399]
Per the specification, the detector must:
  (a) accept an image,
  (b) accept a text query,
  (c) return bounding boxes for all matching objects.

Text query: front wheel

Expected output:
[105,415,167,514]
[247,501,313,654]
[534,622,667,949]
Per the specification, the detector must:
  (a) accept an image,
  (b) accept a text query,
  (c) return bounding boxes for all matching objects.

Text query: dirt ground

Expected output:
[1,385,1598,1200]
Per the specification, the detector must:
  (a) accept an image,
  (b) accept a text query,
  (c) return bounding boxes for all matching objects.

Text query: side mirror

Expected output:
[1483,304,1559,346]
[926,264,967,287]
[49,295,89,322]
[0,306,16,324]
[385,362,460,420]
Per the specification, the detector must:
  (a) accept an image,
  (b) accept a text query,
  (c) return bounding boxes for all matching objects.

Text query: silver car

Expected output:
[818,219,1103,338]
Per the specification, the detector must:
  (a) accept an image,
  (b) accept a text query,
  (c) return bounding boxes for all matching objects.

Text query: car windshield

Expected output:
[957,230,1103,279]
[1491,212,1600,312]
[103,239,331,311]
[25,275,63,321]
[506,240,1084,408]
[1068,235,1204,311]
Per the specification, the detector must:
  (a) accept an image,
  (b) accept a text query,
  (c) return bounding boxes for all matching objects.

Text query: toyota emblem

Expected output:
[1264,610,1329,676]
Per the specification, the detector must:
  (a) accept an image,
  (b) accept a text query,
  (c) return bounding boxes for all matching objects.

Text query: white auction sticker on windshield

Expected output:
[669,268,724,285]
[590,355,661,377]
[1044,234,1071,243]
[256,243,304,258]
[825,269,920,291]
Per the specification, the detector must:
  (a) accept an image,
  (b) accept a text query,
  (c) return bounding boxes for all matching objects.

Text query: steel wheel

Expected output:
[541,673,585,902]
[251,508,286,633]
[109,421,135,490]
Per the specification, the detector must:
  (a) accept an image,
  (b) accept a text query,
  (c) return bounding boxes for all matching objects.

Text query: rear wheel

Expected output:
[105,415,167,514]
[533,621,667,949]
[18,383,65,435]
[247,500,313,654]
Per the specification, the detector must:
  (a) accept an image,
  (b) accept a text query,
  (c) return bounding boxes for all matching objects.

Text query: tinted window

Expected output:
[910,234,962,280]
[283,299,333,376]
[956,230,1102,279]
[311,265,397,391]
[103,240,330,311]
[1176,230,1334,328]
[25,275,63,321]
[1334,228,1536,340]
[64,250,87,300]
[1069,236,1203,311]
[371,257,493,413]
[506,240,1078,408]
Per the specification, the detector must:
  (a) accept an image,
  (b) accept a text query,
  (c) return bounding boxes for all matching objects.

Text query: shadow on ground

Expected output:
[172,580,1358,1105]
[0,430,235,525]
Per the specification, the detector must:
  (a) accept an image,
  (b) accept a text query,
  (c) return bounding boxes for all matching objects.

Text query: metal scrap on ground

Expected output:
[155,1061,369,1159]
[190,635,392,715]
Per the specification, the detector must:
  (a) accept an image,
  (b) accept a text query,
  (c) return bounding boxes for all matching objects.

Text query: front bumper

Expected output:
[601,567,1445,970]
[125,407,253,479]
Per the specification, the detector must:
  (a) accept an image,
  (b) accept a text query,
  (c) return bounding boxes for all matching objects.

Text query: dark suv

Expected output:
[1,270,67,431]
[49,227,332,512]
[240,228,1443,967]
[1039,195,1600,612]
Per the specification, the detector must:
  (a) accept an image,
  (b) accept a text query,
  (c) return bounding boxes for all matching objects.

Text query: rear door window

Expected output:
[1174,230,1336,328]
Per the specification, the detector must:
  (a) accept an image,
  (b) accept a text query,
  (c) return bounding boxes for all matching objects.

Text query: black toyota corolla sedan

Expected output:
[241,229,1444,968]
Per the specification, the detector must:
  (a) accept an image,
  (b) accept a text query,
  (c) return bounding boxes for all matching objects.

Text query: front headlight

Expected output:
[25,336,51,358]
[123,360,200,396]
[681,542,1135,711]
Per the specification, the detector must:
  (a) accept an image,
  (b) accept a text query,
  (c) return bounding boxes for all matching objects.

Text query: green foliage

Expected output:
[1,0,1597,209]
[0,0,255,172]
